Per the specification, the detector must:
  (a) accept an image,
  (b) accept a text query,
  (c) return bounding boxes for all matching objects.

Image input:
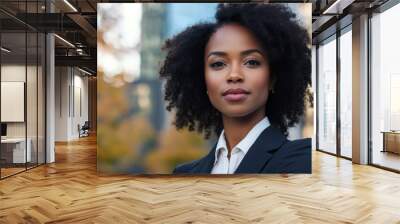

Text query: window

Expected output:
[370,2,400,171]
[339,28,352,158]
[317,36,337,154]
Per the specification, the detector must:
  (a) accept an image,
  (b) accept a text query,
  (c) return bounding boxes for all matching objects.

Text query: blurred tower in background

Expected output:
[161,3,217,133]
[140,4,166,80]
[128,4,166,133]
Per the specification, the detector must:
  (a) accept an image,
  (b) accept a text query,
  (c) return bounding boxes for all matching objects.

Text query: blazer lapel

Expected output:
[234,126,286,174]
[191,143,216,173]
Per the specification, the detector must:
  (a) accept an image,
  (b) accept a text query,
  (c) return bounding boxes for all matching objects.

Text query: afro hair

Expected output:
[160,3,312,138]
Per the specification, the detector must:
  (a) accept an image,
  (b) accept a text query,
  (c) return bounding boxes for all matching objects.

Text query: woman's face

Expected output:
[204,23,271,118]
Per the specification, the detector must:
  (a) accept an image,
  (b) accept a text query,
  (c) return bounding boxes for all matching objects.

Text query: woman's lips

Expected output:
[222,88,250,102]
[223,93,248,102]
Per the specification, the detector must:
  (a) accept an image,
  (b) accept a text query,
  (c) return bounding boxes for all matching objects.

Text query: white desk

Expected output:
[1,138,32,163]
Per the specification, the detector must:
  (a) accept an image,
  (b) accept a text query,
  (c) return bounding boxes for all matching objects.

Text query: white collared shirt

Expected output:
[211,117,270,174]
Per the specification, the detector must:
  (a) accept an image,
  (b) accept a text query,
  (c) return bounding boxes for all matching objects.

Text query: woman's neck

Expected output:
[222,108,266,156]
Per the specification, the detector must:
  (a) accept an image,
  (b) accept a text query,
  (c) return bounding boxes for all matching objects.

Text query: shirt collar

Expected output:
[214,116,271,165]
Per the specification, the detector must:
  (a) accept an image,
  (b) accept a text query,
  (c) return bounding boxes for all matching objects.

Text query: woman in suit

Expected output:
[159,3,312,174]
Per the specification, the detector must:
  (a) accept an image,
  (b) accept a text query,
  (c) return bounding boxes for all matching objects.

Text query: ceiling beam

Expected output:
[55,55,96,69]
[67,13,96,39]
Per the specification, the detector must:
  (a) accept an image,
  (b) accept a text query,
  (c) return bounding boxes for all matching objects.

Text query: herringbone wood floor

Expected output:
[1,136,400,224]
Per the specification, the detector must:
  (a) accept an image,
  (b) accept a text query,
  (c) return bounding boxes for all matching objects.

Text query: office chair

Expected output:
[79,121,90,138]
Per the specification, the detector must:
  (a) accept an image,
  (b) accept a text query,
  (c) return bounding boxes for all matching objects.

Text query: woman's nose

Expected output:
[227,63,244,83]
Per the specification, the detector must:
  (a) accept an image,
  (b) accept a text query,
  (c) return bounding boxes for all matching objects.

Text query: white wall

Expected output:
[54,67,89,141]
[55,66,69,141]
[1,65,34,138]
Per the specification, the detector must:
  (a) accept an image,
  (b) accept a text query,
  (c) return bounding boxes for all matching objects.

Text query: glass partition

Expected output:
[27,30,38,169]
[0,1,46,179]
[38,32,45,165]
[1,30,28,177]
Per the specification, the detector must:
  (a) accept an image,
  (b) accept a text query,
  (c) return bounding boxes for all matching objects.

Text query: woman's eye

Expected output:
[210,61,225,69]
[245,59,261,67]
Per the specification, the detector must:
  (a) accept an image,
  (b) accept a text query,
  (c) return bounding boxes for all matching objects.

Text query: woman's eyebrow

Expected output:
[206,49,263,59]
[240,49,264,56]
[207,51,226,58]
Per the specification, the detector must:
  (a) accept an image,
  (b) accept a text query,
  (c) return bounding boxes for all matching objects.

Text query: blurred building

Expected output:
[134,3,217,134]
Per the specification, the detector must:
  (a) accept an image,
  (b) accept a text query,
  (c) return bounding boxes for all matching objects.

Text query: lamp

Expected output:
[54,34,75,48]
[63,0,78,12]
[1,47,11,53]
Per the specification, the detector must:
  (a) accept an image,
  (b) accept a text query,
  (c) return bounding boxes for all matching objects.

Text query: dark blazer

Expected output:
[173,126,311,174]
